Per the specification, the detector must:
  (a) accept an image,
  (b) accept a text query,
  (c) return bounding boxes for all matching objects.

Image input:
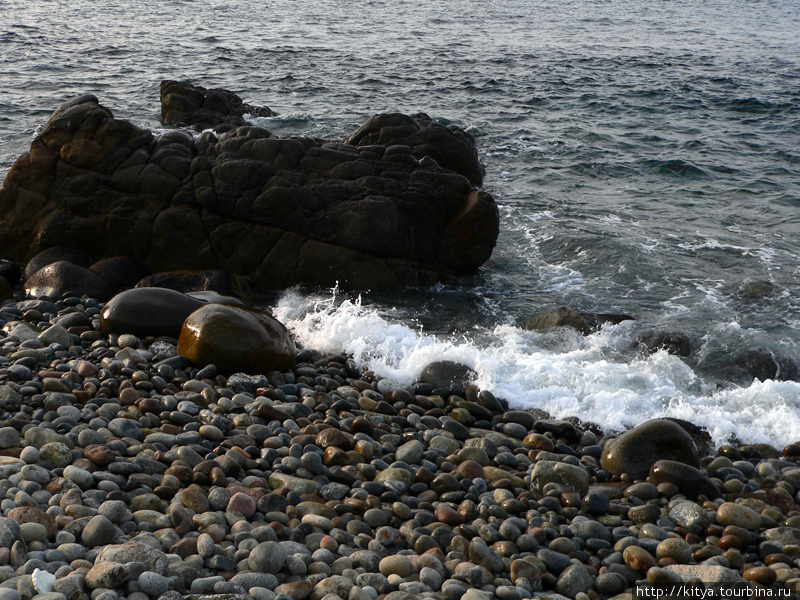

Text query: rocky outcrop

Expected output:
[0,94,499,290]
[160,80,274,131]
[345,112,485,186]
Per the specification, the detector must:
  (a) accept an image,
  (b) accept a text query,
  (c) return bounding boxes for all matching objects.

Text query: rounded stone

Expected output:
[228,492,257,518]
[177,304,296,375]
[82,515,117,547]
[601,419,700,479]
[138,571,171,596]
[623,546,657,572]
[0,427,20,449]
[656,538,692,563]
[716,502,761,531]
[100,287,206,338]
[379,555,413,578]
[39,442,72,468]
[743,566,777,585]
[249,541,286,574]
[649,460,720,500]
[556,564,593,599]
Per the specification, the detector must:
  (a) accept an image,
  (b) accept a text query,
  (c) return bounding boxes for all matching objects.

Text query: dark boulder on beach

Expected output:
[601,418,701,479]
[25,260,113,301]
[100,287,207,339]
[25,247,94,280]
[176,304,296,375]
[160,80,274,131]
[419,360,477,389]
[89,256,151,293]
[0,94,499,290]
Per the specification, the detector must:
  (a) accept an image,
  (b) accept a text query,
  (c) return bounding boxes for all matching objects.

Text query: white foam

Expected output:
[274,289,800,448]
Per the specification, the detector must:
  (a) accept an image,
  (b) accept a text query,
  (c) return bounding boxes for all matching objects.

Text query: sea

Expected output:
[2,0,800,447]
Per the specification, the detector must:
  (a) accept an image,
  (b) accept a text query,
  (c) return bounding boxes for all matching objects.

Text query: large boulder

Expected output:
[99,287,206,338]
[160,80,273,131]
[25,260,112,301]
[601,419,701,480]
[0,94,499,290]
[177,303,296,374]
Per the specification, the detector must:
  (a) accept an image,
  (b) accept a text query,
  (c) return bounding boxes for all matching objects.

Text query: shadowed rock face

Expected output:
[0,95,499,290]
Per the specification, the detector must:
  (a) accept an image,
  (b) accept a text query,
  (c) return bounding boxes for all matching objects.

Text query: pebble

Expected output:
[0,283,795,600]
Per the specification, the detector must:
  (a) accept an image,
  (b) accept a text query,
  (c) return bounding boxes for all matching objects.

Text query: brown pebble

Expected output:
[743,566,777,585]
[436,504,465,527]
[718,535,741,550]
[623,546,657,572]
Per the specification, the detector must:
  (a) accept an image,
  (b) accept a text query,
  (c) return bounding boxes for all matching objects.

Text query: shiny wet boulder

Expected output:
[177,303,295,375]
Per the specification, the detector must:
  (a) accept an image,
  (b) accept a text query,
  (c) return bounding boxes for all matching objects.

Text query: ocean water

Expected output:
[3,0,800,445]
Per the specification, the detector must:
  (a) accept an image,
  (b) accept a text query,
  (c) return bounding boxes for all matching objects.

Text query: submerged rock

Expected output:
[637,330,695,357]
[419,360,477,389]
[523,306,592,335]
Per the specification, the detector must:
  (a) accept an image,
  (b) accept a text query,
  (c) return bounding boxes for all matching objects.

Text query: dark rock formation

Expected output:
[160,80,273,131]
[0,95,499,290]
[705,349,800,384]
[25,247,93,280]
[419,360,477,389]
[345,112,484,186]
[176,304,296,375]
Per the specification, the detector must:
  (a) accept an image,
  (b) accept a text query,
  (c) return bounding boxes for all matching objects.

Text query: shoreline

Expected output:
[1,287,800,600]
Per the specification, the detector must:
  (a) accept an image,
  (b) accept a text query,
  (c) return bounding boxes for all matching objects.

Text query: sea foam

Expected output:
[274,288,800,448]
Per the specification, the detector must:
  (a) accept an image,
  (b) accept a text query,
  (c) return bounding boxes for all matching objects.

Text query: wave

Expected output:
[273,288,800,448]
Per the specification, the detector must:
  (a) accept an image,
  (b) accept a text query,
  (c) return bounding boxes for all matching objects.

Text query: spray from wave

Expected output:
[274,287,800,448]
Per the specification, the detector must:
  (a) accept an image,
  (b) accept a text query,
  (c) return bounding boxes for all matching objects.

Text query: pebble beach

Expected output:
[1,282,800,600]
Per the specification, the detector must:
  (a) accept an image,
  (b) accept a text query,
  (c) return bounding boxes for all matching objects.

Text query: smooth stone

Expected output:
[649,460,720,500]
[100,287,206,338]
[25,261,112,301]
[656,538,692,563]
[396,440,424,464]
[419,361,476,388]
[177,304,296,375]
[556,564,593,599]
[532,460,590,496]
[249,541,287,574]
[716,502,761,530]
[664,565,746,583]
[601,419,700,479]
[379,555,413,578]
